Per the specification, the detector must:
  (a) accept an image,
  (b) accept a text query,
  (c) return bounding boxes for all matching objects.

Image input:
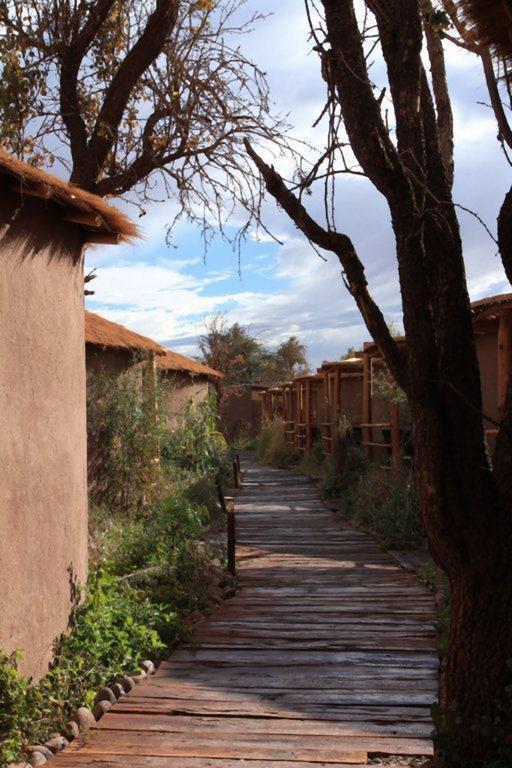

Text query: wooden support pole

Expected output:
[498,309,512,411]
[215,475,227,514]
[295,382,301,450]
[143,351,160,482]
[305,379,313,453]
[390,401,401,473]
[322,369,331,454]
[333,368,341,420]
[227,499,236,578]
[233,457,241,489]
[362,353,373,457]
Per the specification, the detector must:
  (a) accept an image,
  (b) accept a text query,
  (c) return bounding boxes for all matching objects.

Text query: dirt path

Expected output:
[50,461,438,767]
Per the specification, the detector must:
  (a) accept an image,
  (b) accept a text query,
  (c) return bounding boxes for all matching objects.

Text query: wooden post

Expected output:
[227,499,236,578]
[215,475,227,514]
[233,459,240,489]
[498,309,512,411]
[322,369,331,454]
[295,381,301,450]
[143,350,160,483]
[305,379,312,453]
[333,367,341,420]
[362,353,372,456]
[390,401,401,473]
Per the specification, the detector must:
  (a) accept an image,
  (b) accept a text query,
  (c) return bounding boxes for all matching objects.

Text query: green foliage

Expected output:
[0,573,170,763]
[86,366,164,511]
[199,316,308,384]
[96,495,213,622]
[343,462,424,549]
[373,370,409,409]
[161,395,226,476]
[320,444,368,499]
[254,421,300,468]
[300,433,325,478]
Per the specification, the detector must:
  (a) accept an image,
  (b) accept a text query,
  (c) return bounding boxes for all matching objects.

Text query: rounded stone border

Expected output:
[7,660,157,767]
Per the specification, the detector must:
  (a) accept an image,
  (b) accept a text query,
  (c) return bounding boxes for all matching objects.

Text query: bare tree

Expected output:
[433,0,512,280]
[0,0,285,241]
[246,1,512,764]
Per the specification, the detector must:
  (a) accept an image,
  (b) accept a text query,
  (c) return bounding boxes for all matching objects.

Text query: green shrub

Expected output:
[87,366,165,511]
[161,395,227,476]
[0,572,170,763]
[300,433,324,478]
[320,445,368,499]
[254,421,299,468]
[344,464,424,549]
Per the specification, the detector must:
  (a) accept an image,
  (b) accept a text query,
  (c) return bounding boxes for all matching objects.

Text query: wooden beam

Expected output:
[63,210,103,228]
[86,231,121,245]
[498,309,512,411]
[362,353,372,457]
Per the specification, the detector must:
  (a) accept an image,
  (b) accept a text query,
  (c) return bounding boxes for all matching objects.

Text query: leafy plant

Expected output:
[87,366,166,511]
[0,572,170,763]
[254,421,299,468]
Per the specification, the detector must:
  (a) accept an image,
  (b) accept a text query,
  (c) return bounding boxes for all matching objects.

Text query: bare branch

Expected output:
[244,138,407,389]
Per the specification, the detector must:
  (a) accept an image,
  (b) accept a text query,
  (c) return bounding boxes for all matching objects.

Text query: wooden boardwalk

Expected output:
[51,462,438,767]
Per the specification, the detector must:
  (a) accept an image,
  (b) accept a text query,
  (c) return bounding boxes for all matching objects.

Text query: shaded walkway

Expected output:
[52,461,438,767]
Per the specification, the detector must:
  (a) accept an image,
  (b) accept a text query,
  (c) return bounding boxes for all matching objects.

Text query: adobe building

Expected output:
[85,310,165,377]
[0,149,136,680]
[157,349,222,425]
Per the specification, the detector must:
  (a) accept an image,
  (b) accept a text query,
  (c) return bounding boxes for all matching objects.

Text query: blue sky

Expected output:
[85,0,511,369]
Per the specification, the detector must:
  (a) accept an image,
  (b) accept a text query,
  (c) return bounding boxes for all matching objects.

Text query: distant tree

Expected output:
[246,1,512,764]
[199,317,309,384]
[341,346,357,360]
[0,0,283,239]
[199,316,267,384]
[271,336,309,380]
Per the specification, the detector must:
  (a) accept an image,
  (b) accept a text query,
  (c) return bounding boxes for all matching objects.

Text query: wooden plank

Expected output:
[51,757,367,768]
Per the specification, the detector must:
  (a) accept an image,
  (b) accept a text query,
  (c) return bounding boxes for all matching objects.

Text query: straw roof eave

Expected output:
[85,311,165,355]
[0,149,138,243]
[156,349,223,379]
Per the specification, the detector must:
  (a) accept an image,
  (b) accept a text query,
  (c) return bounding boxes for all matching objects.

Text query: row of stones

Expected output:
[8,659,156,768]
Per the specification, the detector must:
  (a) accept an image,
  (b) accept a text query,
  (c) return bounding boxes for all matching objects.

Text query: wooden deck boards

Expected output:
[50,461,438,767]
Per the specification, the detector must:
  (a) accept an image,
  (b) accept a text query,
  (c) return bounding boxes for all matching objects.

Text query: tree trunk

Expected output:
[439,554,512,764]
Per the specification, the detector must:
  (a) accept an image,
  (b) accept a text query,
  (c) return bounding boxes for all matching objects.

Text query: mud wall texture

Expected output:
[219,386,263,442]
[0,183,88,680]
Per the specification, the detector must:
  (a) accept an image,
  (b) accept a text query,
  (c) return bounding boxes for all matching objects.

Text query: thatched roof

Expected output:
[85,311,165,355]
[156,349,222,379]
[471,292,512,315]
[459,0,512,59]
[0,148,138,243]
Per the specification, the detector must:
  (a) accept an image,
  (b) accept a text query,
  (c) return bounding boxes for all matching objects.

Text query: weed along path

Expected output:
[50,461,438,767]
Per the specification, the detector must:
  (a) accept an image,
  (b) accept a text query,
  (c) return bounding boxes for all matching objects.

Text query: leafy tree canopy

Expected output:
[199,316,309,384]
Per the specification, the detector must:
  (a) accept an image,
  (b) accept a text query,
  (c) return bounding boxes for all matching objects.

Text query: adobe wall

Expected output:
[0,182,88,680]
[160,372,210,426]
[86,345,135,377]
[219,386,263,442]
[475,329,499,425]
[340,377,363,424]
